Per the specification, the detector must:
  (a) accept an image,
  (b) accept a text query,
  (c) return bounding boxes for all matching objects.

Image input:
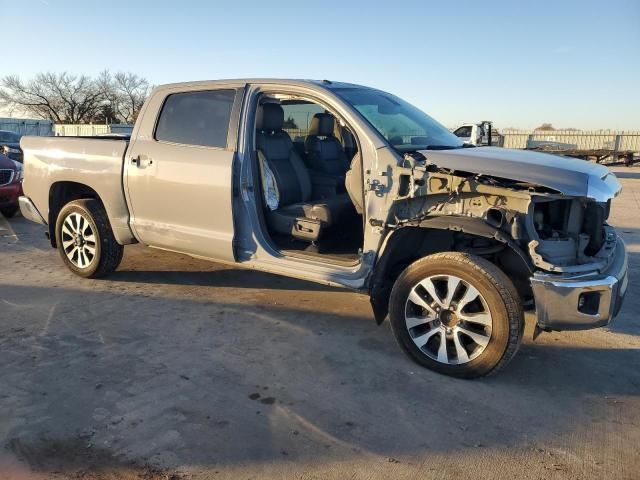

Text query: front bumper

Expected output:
[18,195,46,224]
[531,237,628,330]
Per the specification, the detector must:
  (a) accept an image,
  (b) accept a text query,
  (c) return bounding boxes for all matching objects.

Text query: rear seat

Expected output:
[304,113,350,178]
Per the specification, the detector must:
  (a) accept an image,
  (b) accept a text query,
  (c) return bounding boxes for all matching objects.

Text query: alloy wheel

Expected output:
[61,212,97,269]
[404,274,493,365]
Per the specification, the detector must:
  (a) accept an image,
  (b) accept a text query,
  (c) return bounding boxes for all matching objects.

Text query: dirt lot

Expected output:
[1,166,639,480]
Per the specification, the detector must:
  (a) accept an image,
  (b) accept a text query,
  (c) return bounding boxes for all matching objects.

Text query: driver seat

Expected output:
[256,103,352,242]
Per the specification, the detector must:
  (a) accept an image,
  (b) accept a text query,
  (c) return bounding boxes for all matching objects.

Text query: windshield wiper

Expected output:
[421,145,464,150]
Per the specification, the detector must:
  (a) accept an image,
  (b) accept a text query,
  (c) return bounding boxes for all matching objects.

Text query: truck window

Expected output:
[155,90,235,148]
[280,101,325,139]
[334,87,463,151]
[453,126,472,138]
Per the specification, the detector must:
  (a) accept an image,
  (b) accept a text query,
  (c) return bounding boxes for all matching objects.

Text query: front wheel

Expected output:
[55,199,124,278]
[389,252,524,379]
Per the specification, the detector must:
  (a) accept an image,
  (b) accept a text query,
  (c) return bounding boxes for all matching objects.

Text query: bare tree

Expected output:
[98,71,151,124]
[113,72,151,124]
[95,70,120,124]
[534,123,555,131]
[0,72,104,123]
[0,71,151,124]
[283,116,299,129]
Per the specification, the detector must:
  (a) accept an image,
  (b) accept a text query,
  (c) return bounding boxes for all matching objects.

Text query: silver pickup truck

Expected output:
[19,79,628,378]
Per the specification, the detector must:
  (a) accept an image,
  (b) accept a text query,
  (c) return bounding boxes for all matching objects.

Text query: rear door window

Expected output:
[280,101,325,139]
[155,89,235,148]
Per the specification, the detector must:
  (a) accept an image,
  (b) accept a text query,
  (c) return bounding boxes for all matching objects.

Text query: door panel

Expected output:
[125,88,240,262]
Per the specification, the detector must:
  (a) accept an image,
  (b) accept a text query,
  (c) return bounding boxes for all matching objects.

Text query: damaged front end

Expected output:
[525,195,627,330]
[385,148,628,332]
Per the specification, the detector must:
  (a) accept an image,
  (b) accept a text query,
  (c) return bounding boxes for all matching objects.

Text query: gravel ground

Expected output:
[0,166,638,480]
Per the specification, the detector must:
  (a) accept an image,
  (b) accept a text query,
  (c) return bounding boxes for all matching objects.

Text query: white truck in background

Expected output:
[452,121,502,147]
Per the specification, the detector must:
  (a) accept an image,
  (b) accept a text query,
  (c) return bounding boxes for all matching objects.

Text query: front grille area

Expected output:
[0,169,14,186]
[583,202,605,255]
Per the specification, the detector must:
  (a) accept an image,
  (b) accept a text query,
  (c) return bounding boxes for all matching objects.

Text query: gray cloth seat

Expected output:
[304,113,350,177]
[256,103,352,241]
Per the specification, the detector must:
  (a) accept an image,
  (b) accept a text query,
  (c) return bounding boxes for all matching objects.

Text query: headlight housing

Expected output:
[11,160,23,183]
[3,145,21,155]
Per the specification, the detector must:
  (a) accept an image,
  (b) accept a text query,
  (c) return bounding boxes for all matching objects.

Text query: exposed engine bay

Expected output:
[388,152,619,277]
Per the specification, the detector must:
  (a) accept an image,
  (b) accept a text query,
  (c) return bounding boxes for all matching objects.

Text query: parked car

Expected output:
[0,130,24,163]
[0,152,23,217]
[18,79,628,378]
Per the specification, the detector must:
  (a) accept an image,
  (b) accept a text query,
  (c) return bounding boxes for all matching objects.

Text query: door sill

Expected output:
[278,248,361,267]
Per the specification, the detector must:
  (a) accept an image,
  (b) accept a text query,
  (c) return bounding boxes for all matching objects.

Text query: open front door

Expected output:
[125,87,242,262]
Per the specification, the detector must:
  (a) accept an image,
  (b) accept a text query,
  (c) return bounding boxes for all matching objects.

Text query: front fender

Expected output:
[368,217,532,324]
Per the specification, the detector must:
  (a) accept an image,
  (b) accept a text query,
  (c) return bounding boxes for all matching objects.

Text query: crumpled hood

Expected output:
[418,147,621,200]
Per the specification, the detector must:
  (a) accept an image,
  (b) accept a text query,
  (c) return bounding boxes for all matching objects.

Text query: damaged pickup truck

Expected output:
[19,79,628,378]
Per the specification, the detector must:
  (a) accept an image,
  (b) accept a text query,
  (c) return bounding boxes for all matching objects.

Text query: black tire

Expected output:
[0,205,19,218]
[389,252,524,379]
[55,199,124,278]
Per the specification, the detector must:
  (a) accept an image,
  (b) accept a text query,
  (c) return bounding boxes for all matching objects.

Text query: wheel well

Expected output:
[48,182,102,247]
[369,226,532,324]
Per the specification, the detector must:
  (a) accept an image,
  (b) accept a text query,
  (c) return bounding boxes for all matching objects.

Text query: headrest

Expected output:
[308,113,335,137]
[261,103,284,132]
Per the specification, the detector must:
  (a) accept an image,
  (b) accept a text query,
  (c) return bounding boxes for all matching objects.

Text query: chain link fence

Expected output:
[500,129,640,152]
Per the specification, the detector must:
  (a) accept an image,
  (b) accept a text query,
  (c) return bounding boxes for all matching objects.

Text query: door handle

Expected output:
[131,155,153,167]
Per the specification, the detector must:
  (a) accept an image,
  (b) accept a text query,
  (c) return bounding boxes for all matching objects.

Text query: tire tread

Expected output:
[56,199,123,278]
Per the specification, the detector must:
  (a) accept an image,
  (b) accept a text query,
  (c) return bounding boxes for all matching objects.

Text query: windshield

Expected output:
[334,88,463,152]
[0,131,21,143]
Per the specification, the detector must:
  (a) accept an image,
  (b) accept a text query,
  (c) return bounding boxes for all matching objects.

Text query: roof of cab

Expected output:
[151,78,367,92]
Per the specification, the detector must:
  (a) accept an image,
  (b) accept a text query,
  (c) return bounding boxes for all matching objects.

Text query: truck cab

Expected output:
[122,80,386,287]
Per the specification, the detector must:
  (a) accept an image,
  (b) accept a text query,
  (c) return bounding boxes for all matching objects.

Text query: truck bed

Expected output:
[20,135,134,244]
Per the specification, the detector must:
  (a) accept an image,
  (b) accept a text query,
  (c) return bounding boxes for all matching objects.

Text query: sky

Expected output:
[2,0,639,130]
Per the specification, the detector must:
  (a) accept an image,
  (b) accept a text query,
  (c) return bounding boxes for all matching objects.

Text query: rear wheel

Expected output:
[389,252,524,378]
[55,199,123,278]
